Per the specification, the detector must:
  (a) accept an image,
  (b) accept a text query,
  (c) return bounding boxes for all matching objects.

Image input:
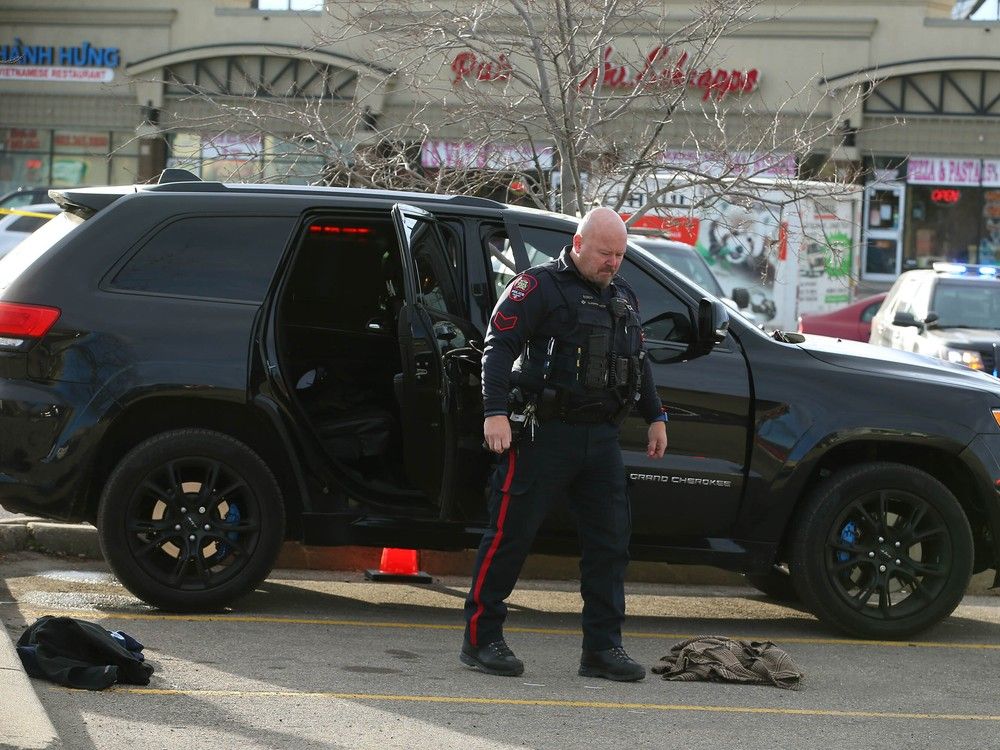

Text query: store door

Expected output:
[862,183,905,282]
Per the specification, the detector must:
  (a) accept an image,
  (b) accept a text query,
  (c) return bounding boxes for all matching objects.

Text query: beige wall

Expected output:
[1,0,998,156]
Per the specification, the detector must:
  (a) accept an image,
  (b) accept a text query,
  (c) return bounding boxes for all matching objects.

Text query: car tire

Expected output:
[744,570,798,602]
[97,429,285,611]
[789,462,973,639]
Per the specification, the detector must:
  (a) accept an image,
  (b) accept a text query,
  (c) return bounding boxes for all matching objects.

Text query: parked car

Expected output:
[628,235,754,318]
[0,202,58,258]
[2,170,999,640]
[798,293,887,342]
[0,186,53,210]
[869,262,1000,375]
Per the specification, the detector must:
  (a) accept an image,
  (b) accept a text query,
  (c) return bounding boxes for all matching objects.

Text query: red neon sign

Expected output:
[931,188,961,204]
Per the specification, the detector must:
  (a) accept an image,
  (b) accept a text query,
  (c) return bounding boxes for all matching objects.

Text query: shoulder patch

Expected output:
[508,273,538,302]
[492,310,518,331]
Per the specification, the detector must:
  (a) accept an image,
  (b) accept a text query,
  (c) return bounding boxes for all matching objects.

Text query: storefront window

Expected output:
[110,132,141,185]
[867,188,901,232]
[51,131,111,187]
[904,185,983,269]
[981,191,1000,265]
[201,133,264,182]
[0,129,51,193]
[167,131,330,184]
[262,135,325,184]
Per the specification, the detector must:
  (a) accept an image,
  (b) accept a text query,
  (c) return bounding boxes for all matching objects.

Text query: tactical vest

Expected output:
[512,268,644,422]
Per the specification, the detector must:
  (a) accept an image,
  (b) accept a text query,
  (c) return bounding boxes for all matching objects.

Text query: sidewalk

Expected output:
[0,518,60,749]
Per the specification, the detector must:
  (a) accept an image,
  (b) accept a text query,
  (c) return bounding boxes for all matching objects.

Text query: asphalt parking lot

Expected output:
[2,550,1000,750]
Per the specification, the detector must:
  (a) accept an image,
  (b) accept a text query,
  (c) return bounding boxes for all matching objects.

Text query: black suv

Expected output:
[870,262,1000,375]
[2,172,1000,640]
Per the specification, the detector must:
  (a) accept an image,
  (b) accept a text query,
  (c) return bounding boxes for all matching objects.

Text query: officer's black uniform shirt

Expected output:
[481,247,663,423]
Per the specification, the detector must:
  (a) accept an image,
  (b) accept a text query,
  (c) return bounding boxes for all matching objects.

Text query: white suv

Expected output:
[869,262,1000,375]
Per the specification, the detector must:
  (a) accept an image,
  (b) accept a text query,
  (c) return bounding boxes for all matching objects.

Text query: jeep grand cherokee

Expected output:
[2,170,999,639]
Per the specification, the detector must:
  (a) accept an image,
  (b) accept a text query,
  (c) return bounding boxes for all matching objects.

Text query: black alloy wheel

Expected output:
[790,462,973,639]
[97,429,285,611]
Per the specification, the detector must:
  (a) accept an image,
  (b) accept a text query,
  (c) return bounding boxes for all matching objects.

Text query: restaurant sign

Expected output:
[451,46,760,101]
[0,38,120,83]
[907,157,982,186]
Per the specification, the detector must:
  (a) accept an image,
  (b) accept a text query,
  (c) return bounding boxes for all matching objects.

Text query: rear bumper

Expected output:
[0,379,93,521]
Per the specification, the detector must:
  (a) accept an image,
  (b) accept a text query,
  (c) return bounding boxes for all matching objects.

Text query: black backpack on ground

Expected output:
[16,615,154,690]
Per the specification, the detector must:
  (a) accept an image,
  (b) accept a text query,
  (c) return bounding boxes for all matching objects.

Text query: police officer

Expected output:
[461,207,668,681]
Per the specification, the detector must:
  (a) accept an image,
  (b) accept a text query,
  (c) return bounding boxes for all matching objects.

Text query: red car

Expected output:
[797,293,887,342]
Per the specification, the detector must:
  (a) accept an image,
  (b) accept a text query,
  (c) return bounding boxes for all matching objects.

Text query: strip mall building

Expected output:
[1,0,998,292]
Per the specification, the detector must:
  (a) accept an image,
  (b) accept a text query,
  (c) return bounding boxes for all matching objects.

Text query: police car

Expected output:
[869,262,1000,375]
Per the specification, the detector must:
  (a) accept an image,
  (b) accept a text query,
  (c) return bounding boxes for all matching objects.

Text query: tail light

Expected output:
[0,302,61,351]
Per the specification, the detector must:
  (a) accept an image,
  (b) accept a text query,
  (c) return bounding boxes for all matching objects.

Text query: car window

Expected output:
[931,281,1000,329]
[0,193,46,209]
[0,212,83,293]
[485,224,569,301]
[631,241,724,297]
[111,216,294,303]
[410,220,462,316]
[861,300,882,323]
[910,279,932,319]
[616,259,693,344]
[887,275,923,318]
[7,215,49,233]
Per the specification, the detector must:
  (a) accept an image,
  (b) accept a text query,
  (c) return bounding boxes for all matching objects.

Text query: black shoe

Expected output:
[578,646,646,682]
[460,639,524,676]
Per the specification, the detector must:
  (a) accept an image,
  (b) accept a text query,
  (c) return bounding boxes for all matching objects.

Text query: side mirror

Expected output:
[892,310,921,328]
[695,297,730,354]
[731,287,751,309]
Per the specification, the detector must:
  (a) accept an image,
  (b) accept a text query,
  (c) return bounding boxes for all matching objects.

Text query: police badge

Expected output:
[508,273,538,302]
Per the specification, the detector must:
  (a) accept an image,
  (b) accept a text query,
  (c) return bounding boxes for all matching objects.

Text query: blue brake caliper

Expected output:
[837,520,858,562]
[213,504,241,562]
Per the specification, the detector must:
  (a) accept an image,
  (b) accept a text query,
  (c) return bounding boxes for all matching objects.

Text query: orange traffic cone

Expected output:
[365,547,433,583]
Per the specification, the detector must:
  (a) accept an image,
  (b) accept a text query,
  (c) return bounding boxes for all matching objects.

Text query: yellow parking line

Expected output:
[19,607,1000,650]
[98,687,1000,721]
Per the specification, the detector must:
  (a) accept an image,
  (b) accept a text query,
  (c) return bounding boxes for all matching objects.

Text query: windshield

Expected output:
[931,281,1000,329]
[0,211,82,293]
[631,240,724,297]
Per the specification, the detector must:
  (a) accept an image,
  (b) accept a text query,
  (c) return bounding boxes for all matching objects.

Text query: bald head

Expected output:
[571,207,628,288]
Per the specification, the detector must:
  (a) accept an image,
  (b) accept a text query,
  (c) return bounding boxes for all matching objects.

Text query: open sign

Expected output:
[931,188,961,204]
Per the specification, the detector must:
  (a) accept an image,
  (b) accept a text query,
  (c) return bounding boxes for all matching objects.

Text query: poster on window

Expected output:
[982,190,1000,265]
[795,195,859,312]
[690,196,786,327]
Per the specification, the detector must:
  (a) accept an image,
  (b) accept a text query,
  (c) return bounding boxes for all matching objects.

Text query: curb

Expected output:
[1,518,997,594]
[0,519,102,559]
[0,625,60,749]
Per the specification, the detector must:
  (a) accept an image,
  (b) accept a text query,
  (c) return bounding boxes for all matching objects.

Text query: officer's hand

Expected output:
[484,415,513,454]
[647,420,668,459]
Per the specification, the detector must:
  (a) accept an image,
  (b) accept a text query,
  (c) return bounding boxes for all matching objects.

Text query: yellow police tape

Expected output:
[0,208,58,219]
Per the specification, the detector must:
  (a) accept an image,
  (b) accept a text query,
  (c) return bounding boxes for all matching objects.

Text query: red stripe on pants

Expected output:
[468,449,517,646]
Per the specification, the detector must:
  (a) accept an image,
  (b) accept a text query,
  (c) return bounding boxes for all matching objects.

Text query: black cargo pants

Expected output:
[463,419,630,652]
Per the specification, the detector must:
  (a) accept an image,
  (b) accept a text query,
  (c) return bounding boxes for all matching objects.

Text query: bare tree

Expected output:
[146,0,866,228]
